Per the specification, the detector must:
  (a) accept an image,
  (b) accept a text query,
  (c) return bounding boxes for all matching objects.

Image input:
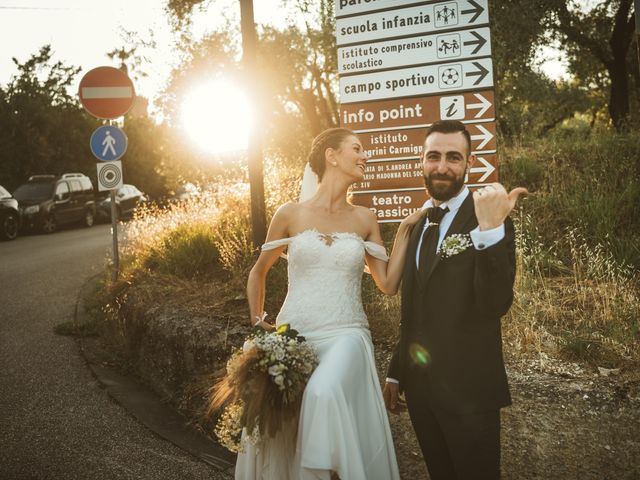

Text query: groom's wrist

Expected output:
[385,377,399,384]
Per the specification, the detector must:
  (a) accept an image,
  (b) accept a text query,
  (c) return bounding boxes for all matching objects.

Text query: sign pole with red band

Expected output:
[78,66,136,281]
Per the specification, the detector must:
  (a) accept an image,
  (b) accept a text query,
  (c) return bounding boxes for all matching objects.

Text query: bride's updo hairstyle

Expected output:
[307,128,355,181]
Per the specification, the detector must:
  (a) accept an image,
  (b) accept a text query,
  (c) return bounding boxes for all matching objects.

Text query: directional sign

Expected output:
[352,153,497,192]
[96,161,124,192]
[79,67,135,119]
[338,27,491,74]
[340,90,494,130]
[336,0,488,45]
[353,189,427,222]
[360,122,496,161]
[335,0,427,18]
[352,180,496,223]
[335,0,498,221]
[340,57,493,103]
[90,125,128,161]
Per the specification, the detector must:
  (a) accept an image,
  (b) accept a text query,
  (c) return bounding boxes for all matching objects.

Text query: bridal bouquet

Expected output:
[209,323,319,452]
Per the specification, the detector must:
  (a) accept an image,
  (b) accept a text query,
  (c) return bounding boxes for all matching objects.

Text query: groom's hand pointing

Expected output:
[473,183,528,231]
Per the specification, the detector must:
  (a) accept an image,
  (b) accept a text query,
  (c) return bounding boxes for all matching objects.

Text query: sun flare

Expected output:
[181,80,253,154]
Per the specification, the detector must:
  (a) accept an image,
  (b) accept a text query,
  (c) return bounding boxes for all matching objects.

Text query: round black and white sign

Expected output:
[96,161,124,192]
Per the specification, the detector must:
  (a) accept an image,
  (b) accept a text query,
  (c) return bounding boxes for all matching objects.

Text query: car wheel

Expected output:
[0,212,19,240]
[84,209,94,227]
[42,214,56,234]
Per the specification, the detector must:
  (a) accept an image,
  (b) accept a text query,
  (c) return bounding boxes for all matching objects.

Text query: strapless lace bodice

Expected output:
[262,229,388,334]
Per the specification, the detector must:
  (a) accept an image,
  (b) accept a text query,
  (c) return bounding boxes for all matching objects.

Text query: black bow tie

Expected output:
[425,206,448,226]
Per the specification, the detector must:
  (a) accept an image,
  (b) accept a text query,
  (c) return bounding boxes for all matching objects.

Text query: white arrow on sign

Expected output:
[468,156,495,182]
[466,93,492,118]
[470,124,493,149]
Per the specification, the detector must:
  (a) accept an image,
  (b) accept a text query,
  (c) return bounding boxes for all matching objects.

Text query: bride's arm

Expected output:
[246,203,293,330]
[365,208,423,295]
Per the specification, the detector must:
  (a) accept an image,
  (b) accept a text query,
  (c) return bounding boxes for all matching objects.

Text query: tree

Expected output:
[161,0,339,169]
[0,46,98,191]
[548,0,637,130]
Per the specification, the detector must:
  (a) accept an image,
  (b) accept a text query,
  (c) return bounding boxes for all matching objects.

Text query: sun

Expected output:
[181,80,253,154]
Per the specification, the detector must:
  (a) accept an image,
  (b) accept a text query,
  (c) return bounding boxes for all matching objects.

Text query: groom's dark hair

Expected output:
[308,128,355,181]
[424,120,472,156]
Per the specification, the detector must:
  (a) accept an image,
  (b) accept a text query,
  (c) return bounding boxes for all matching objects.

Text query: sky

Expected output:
[0,0,567,115]
[0,0,289,113]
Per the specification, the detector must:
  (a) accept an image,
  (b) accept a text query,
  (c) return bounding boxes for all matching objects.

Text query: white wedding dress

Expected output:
[235,229,400,480]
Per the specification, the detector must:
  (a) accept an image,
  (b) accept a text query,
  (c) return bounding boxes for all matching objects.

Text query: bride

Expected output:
[236,128,421,479]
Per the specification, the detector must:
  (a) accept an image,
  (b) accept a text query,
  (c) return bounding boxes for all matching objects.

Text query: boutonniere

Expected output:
[438,233,472,259]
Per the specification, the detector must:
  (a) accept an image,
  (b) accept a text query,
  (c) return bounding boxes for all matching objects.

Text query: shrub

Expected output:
[143,222,220,279]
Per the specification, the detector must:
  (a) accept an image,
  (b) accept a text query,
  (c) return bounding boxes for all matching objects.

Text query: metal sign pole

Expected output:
[110,187,120,281]
[635,0,640,77]
[109,118,120,282]
[79,65,133,282]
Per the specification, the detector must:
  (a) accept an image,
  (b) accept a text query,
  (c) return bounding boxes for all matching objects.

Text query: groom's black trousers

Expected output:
[405,377,500,480]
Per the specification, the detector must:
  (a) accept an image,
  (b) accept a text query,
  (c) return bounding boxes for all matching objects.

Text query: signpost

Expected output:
[340,58,493,103]
[338,27,491,74]
[339,90,494,130]
[335,0,497,221]
[78,66,135,119]
[336,0,489,45]
[636,0,640,78]
[90,125,128,162]
[96,161,124,192]
[79,66,136,280]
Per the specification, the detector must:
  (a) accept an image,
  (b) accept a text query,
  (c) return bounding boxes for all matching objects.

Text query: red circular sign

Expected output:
[78,66,135,119]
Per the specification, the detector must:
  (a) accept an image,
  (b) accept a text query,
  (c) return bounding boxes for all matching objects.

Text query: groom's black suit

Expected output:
[388,192,515,479]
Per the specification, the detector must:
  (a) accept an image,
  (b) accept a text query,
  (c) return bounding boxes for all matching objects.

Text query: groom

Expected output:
[384,120,526,479]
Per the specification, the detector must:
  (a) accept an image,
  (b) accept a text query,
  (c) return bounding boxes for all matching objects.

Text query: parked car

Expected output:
[13,173,96,233]
[96,184,147,222]
[0,185,20,240]
[170,182,200,203]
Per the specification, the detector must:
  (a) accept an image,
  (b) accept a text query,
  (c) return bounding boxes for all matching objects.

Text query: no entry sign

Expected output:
[79,67,135,119]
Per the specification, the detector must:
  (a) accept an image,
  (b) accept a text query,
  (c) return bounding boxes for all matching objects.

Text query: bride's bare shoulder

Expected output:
[270,202,297,223]
[349,205,379,238]
[352,204,377,224]
[266,202,300,239]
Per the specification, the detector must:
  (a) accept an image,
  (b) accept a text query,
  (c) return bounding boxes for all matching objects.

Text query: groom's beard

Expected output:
[424,170,466,201]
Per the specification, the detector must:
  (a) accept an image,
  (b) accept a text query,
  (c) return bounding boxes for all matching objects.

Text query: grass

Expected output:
[499,128,640,366]
[501,129,640,267]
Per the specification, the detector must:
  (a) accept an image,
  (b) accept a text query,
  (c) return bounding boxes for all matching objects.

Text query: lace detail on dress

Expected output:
[261,230,388,334]
[262,230,388,261]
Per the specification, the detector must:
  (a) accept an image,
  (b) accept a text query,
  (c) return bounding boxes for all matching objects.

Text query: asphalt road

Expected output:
[0,225,228,480]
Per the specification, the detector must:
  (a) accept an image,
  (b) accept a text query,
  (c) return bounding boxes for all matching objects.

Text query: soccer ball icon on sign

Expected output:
[438,65,462,89]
